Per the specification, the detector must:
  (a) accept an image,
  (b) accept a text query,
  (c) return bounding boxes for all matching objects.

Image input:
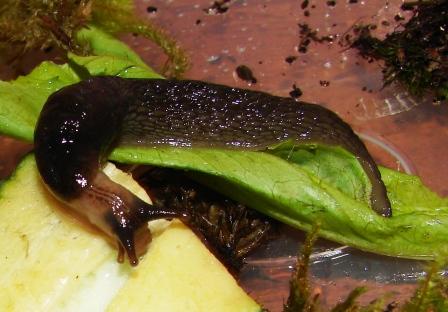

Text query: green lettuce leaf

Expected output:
[110,146,448,259]
[0,27,447,260]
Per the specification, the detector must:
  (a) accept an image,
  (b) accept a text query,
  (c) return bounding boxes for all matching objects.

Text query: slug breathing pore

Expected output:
[34,76,391,265]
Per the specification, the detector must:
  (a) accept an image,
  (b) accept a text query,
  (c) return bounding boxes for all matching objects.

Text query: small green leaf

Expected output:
[75,25,152,71]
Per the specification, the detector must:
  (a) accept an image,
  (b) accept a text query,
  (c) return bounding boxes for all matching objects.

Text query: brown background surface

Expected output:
[0,0,446,310]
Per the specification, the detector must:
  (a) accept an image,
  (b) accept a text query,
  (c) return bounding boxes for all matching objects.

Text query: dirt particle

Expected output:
[297,23,334,54]
[289,84,303,99]
[401,3,415,11]
[394,14,405,22]
[285,56,297,64]
[319,80,330,87]
[146,6,158,13]
[235,65,257,84]
[301,0,309,10]
[204,0,231,15]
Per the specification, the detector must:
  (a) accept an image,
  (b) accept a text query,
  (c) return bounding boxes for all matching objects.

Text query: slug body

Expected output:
[34,76,391,265]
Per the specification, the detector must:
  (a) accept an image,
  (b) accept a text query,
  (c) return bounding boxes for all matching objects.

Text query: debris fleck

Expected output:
[285,56,297,64]
[289,84,303,99]
[301,0,309,10]
[146,6,158,14]
[235,65,257,84]
[204,0,231,15]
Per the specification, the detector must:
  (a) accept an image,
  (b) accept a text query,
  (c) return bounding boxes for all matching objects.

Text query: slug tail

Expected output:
[359,158,392,217]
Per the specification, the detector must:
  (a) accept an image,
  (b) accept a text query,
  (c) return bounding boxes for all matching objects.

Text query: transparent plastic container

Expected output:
[1,1,446,310]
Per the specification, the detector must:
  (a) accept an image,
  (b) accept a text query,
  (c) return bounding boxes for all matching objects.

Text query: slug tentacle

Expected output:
[34,76,391,265]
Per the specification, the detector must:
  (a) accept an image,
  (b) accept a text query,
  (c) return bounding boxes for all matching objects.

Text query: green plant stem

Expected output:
[91,1,189,78]
[284,223,320,312]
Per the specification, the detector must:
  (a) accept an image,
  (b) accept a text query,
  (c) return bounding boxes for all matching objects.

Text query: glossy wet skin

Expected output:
[34,76,391,265]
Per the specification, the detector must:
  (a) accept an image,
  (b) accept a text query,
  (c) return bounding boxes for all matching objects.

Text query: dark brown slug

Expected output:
[34,76,391,265]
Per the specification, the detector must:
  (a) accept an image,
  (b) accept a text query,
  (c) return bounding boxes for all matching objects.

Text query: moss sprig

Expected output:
[284,224,448,312]
[284,223,321,312]
[0,0,91,58]
[0,0,189,78]
[400,260,448,312]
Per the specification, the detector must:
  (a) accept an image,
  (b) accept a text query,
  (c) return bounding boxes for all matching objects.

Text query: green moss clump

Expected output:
[0,0,188,78]
[349,0,447,102]
[0,0,91,56]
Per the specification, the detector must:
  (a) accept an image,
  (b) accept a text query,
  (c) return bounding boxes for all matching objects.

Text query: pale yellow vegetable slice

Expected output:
[107,220,260,312]
[0,158,116,311]
[0,155,261,312]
